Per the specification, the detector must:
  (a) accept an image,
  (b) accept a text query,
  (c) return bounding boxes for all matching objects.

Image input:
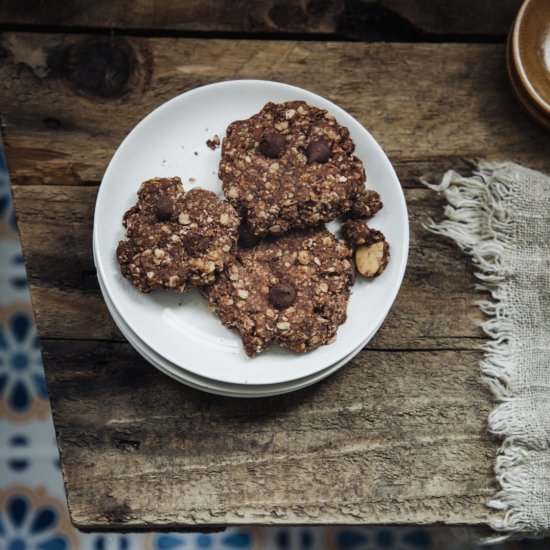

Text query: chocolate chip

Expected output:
[259,132,285,159]
[269,282,296,309]
[182,232,208,256]
[156,196,174,221]
[238,223,259,248]
[306,141,331,164]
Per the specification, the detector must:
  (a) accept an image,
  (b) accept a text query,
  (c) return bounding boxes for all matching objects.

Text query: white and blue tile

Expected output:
[0,152,18,242]
[0,239,29,306]
[0,307,49,421]
[0,144,541,549]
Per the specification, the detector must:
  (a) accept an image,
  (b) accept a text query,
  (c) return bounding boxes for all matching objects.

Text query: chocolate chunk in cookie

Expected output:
[155,195,174,221]
[238,222,260,249]
[305,141,331,164]
[220,101,367,237]
[117,177,240,293]
[201,228,354,357]
[269,282,297,309]
[259,132,285,158]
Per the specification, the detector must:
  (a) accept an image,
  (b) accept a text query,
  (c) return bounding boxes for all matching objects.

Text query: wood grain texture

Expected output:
[42,339,497,529]
[0,0,522,38]
[2,35,549,191]
[4,32,547,528]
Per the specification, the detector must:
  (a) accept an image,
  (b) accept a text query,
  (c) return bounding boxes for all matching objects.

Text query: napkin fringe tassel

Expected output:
[422,162,531,541]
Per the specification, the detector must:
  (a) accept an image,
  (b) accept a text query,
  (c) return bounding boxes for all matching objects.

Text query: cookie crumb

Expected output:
[206,134,221,150]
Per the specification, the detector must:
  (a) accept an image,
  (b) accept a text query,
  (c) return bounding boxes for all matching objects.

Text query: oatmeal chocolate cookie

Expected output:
[201,228,354,357]
[219,101,366,236]
[116,177,239,293]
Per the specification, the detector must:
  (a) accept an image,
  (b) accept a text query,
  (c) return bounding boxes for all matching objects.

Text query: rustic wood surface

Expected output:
[1,31,549,530]
[0,0,522,39]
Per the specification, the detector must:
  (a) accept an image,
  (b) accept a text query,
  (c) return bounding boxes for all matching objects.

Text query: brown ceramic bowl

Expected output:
[507,25,550,131]
[512,0,550,116]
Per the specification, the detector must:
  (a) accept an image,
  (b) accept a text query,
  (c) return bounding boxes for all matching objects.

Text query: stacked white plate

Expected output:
[93,80,409,397]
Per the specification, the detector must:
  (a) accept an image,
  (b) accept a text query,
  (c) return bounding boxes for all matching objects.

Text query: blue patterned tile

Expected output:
[6,434,30,473]
[0,151,18,238]
[327,527,433,550]
[0,309,49,420]
[150,528,259,550]
[0,486,79,550]
[0,240,30,305]
[83,534,161,550]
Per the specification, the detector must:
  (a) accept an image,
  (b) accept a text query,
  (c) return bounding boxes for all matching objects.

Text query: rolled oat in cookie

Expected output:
[201,227,354,357]
[116,177,240,293]
[220,101,367,236]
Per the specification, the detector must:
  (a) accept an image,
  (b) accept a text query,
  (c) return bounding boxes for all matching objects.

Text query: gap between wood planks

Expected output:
[0,22,508,43]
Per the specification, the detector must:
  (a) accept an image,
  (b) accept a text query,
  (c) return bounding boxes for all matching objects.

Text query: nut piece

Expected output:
[237,289,249,300]
[355,241,390,278]
[341,220,385,247]
[348,188,383,219]
[178,212,191,225]
[206,134,221,150]
[297,250,310,265]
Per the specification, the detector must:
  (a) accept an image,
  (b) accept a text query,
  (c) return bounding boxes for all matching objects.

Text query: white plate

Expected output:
[94,79,408,386]
[96,266,371,397]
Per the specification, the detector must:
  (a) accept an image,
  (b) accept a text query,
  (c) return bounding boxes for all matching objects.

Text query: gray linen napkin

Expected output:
[424,163,550,540]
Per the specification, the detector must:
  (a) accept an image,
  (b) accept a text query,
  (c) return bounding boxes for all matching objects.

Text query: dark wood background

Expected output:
[0,0,522,40]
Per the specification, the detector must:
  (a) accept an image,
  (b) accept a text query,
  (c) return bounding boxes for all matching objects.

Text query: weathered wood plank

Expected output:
[1,35,549,191]
[42,339,498,528]
[11,184,485,348]
[0,0,521,38]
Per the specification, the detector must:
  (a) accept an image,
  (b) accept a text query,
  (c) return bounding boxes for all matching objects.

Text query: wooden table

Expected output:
[2,0,549,531]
